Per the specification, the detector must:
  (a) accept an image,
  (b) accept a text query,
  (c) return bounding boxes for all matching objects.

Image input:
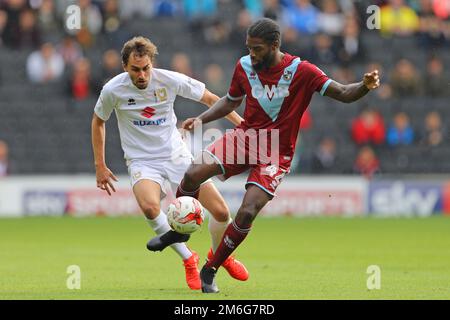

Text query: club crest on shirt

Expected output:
[283,70,293,81]
[154,88,168,102]
[133,171,142,180]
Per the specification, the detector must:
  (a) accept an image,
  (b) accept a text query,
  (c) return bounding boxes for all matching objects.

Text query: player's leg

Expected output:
[200,185,271,293]
[176,158,223,199]
[133,179,201,290]
[147,151,222,251]
[198,182,249,281]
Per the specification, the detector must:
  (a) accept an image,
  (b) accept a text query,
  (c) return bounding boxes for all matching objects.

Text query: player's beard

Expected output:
[252,51,276,72]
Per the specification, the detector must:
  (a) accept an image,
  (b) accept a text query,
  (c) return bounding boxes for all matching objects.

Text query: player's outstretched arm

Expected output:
[183,96,242,130]
[324,70,380,103]
[200,89,243,126]
[91,113,118,196]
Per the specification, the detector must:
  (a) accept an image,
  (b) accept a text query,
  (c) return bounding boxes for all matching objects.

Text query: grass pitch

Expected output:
[0,216,449,300]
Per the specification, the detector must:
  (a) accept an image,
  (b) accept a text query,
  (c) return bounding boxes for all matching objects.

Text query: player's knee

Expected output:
[141,201,161,219]
[183,168,200,187]
[235,203,259,227]
[209,205,230,222]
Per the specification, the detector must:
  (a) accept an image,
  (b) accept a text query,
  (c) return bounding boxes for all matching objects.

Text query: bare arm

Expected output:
[183,96,243,130]
[91,113,118,195]
[200,89,243,126]
[324,70,380,103]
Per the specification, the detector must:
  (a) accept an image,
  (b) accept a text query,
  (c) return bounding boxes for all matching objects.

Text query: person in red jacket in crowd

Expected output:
[351,107,385,145]
[353,145,380,179]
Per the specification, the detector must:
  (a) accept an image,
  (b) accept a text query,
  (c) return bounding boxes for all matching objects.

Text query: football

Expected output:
[166,196,205,234]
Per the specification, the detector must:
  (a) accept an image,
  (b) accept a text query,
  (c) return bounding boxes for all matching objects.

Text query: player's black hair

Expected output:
[247,18,281,46]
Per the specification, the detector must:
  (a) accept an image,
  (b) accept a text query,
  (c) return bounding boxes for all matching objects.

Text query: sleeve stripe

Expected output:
[226,93,245,101]
[320,79,333,96]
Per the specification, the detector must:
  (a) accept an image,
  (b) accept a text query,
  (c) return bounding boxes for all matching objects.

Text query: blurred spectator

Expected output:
[203,19,230,45]
[351,107,386,146]
[417,0,447,48]
[337,17,364,65]
[353,145,380,179]
[118,0,155,20]
[0,140,9,177]
[203,63,227,97]
[281,27,306,56]
[37,0,60,36]
[420,111,446,147]
[390,59,422,97]
[155,0,178,17]
[97,49,122,90]
[103,0,121,33]
[57,35,83,67]
[3,8,41,50]
[282,0,319,35]
[171,52,194,78]
[317,0,345,36]
[183,0,217,20]
[308,33,338,65]
[1,0,28,49]
[332,66,356,84]
[102,0,129,48]
[229,9,252,54]
[26,42,65,83]
[432,0,450,19]
[243,0,263,19]
[0,10,7,46]
[424,56,449,96]
[386,111,415,146]
[311,136,338,173]
[73,0,103,48]
[263,0,283,21]
[380,0,420,36]
[68,58,93,101]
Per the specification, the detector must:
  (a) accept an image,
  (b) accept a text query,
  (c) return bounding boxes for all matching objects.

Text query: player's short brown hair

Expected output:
[121,36,158,66]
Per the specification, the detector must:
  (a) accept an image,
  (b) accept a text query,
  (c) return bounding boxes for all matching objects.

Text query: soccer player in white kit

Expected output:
[91,36,249,290]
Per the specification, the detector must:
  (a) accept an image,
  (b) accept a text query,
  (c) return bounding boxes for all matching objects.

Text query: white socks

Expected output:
[208,215,232,253]
[147,211,192,260]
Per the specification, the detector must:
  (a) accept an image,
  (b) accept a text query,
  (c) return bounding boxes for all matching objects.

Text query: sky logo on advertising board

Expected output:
[23,191,67,216]
[369,182,442,217]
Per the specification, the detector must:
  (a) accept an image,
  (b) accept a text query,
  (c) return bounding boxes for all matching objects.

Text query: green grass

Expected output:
[1,216,449,300]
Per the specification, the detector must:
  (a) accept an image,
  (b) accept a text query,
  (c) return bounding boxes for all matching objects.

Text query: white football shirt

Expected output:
[94,69,205,161]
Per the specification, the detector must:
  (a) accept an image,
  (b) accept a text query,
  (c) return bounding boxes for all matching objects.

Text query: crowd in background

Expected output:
[0,0,449,178]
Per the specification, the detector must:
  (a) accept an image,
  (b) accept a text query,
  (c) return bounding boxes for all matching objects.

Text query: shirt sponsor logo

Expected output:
[141,107,155,118]
[251,84,290,101]
[133,118,167,126]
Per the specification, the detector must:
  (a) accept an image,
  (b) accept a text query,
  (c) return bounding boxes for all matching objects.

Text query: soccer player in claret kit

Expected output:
[149,18,380,293]
[91,36,249,291]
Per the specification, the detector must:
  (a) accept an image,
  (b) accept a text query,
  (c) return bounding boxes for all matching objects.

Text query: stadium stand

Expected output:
[0,0,448,176]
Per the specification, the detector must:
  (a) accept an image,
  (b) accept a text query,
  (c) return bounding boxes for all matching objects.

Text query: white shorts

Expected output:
[127,149,211,199]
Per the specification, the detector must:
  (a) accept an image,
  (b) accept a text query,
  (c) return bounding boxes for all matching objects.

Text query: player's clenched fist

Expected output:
[182,117,202,131]
[95,165,118,196]
[363,70,380,90]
